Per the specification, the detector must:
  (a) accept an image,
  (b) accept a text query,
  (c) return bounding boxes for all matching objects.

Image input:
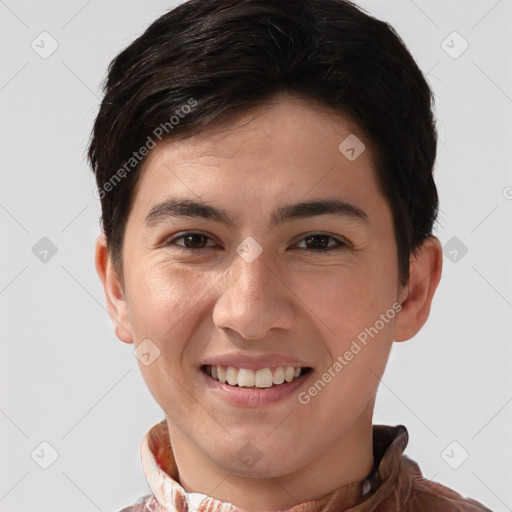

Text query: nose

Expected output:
[212,249,295,340]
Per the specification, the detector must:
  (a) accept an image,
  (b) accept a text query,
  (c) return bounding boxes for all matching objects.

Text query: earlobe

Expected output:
[94,233,134,344]
[393,236,443,342]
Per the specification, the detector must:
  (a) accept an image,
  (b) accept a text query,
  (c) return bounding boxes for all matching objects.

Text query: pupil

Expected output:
[185,234,207,248]
[306,235,329,249]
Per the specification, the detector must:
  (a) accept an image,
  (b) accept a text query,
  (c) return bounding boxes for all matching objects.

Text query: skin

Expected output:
[95,93,442,511]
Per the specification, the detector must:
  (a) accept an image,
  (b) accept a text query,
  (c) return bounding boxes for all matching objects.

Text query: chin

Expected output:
[210,432,309,478]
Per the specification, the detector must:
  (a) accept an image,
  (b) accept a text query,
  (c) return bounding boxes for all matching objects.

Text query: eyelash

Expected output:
[163,231,348,253]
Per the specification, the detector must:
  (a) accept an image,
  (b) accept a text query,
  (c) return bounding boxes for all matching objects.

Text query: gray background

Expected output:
[1,1,511,511]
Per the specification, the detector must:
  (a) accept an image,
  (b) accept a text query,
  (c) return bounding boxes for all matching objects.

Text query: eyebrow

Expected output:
[143,197,369,229]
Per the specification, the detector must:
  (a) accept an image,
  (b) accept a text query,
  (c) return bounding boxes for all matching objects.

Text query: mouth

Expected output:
[201,364,313,389]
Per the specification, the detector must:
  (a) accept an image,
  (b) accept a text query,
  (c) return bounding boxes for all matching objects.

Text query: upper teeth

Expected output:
[208,365,303,388]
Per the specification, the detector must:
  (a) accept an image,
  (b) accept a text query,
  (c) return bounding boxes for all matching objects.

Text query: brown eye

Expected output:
[295,233,347,252]
[165,232,216,249]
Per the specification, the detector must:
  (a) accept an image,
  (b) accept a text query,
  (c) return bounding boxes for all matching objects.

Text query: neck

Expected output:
[167,402,375,511]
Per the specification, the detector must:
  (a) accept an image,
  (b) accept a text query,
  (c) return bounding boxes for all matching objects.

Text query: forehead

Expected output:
[130,95,384,223]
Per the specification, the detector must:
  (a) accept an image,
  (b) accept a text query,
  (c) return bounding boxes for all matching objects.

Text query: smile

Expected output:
[201,365,312,388]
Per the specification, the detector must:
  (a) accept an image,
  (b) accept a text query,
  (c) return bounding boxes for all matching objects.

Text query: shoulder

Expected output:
[402,457,494,512]
[117,494,162,512]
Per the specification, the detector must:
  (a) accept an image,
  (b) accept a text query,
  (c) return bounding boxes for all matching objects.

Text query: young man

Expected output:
[90,0,492,510]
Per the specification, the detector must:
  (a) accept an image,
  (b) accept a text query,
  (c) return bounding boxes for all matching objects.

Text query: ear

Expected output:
[393,236,443,342]
[94,233,134,344]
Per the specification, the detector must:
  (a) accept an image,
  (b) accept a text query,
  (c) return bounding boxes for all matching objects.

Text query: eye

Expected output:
[163,231,348,252]
[294,233,348,252]
[164,232,218,250]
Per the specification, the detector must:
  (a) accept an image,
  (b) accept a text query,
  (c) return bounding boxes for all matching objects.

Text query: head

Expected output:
[90,0,442,495]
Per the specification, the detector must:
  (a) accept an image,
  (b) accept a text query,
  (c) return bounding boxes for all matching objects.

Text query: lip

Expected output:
[199,366,313,407]
[201,353,312,370]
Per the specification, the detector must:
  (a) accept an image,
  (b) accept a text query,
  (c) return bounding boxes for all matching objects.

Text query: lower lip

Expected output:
[200,368,312,407]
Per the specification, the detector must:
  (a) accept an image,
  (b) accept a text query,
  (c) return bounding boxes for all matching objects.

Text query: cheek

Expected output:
[287,250,399,383]
[124,262,220,411]
[290,263,396,341]
[125,260,218,345]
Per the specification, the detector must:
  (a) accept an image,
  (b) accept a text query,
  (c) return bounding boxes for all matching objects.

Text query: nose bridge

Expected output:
[213,245,294,339]
[231,249,272,298]
[221,249,279,317]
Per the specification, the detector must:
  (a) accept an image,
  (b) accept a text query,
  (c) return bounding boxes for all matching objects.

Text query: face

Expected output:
[98,95,424,482]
